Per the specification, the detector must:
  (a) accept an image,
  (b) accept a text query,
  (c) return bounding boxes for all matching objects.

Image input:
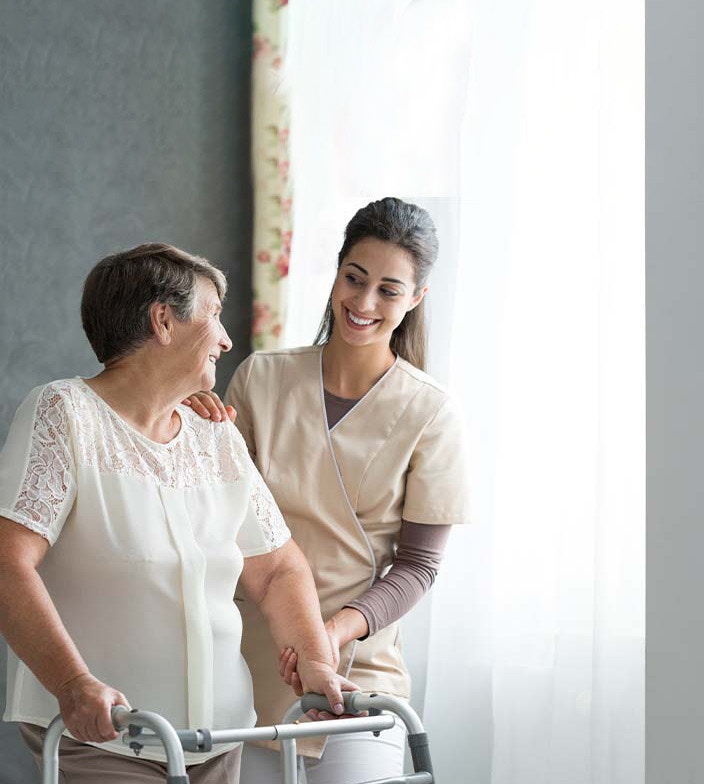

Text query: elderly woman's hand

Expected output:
[182,391,236,423]
[294,658,359,721]
[56,673,130,743]
[279,649,365,721]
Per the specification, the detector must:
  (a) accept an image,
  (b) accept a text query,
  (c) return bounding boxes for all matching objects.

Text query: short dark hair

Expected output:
[81,243,227,364]
[315,197,439,370]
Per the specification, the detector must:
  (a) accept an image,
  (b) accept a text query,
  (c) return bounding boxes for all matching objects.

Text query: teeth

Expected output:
[347,310,375,326]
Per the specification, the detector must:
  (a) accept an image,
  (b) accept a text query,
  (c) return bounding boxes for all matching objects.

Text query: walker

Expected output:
[41,692,434,784]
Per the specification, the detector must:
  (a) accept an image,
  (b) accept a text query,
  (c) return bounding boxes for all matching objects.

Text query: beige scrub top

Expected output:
[225,345,469,757]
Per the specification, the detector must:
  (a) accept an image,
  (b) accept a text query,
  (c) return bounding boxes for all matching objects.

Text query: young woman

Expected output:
[187,197,469,784]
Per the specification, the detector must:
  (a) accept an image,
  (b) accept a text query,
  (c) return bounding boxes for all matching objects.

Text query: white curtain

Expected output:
[283,2,644,782]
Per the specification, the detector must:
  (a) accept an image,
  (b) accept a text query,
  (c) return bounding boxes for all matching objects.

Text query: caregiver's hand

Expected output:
[183,391,236,424]
[56,672,130,743]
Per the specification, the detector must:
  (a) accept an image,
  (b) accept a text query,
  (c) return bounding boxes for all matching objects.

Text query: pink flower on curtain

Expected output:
[257,250,272,263]
[252,300,273,336]
[276,253,289,278]
[253,35,272,59]
[282,230,292,255]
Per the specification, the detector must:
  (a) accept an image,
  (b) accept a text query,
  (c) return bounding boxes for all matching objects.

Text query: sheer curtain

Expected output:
[283,2,644,782]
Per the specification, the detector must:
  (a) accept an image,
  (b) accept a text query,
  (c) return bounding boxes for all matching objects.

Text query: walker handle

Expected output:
[299,691,364,714]
[111,707,189,783]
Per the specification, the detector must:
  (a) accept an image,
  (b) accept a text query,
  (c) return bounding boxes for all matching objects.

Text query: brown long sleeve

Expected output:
[344,521,451,637]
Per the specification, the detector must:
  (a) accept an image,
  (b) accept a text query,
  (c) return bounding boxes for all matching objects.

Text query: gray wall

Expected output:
[0,2,253,779]
[646,2,704,782]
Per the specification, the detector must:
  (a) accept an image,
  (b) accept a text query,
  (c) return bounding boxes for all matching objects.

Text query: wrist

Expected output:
[53,670,92,697]
[328,607,369,646]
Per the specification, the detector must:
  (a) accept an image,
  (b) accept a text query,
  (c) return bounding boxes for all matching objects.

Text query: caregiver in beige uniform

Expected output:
[189,197,469,784]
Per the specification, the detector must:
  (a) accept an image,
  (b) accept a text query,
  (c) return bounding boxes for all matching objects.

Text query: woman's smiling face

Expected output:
[170,277,232,391]
[330,237,428,350]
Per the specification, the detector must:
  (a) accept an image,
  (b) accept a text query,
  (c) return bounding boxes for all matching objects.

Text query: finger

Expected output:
[340,677,359,692]
[189,397,211,419]
[306,709,321,721]
[213,397,229,422]
[283,652,298,684]
[115,692,132,711]
[225,405,237,423]
[322,680,345,716]
[182,399,193,406]
[96,704,118,741]
[291,673,304,697]
[196,392,225,422]
[278,648,293,679]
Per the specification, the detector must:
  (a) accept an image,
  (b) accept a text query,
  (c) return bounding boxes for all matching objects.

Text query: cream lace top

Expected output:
[0,379,290,763]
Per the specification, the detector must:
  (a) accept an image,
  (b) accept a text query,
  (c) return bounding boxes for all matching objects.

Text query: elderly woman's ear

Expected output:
[150,302,175,346]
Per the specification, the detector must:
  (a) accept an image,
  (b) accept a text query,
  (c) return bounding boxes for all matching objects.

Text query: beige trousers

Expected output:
[19,723,242,784]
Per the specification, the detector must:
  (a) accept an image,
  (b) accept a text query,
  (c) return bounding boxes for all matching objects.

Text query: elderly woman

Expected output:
[0,244,355,784]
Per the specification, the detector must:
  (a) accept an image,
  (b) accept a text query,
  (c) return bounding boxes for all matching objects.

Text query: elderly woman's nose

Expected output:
[220,325,233,352]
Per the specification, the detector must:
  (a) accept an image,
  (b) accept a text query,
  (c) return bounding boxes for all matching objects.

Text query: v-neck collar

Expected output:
[317,346,399,433]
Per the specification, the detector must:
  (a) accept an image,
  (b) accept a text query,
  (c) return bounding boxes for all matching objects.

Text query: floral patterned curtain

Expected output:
[251,0,291,349]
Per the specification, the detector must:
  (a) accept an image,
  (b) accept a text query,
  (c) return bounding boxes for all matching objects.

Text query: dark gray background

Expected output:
[0,1,253,780]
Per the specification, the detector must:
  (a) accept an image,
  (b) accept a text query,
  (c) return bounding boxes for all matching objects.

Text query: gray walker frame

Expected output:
[41,692,434,784]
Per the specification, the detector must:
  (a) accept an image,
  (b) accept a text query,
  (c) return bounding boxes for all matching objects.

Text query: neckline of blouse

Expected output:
[75,377,186,449]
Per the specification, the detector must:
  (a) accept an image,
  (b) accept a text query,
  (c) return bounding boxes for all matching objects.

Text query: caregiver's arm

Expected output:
[239,538,356,715]
[0,517,129,741]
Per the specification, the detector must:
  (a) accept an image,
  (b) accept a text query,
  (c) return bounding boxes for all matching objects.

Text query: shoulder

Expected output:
[179,404,247,445]
[231,346,321,386]
[394,358,449,395]
[178,405,251,472]
[392,359,455,417]
[17,378,86,420]
[247,345,321,368]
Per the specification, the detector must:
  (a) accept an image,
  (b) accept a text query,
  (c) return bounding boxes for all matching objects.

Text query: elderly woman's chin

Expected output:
[191,363,217,395]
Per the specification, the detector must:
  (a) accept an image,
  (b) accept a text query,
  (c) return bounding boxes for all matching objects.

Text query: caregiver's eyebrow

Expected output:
[346,262,406,286]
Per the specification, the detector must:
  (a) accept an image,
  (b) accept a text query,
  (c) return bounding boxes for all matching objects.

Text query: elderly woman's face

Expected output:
[171,278,232,391]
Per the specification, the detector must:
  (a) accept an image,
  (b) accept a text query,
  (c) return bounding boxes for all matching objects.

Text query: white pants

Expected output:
[240,720,406,784]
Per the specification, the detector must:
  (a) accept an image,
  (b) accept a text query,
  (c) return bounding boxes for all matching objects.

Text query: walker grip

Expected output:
[300,691,360,714]
[408,731,434,776]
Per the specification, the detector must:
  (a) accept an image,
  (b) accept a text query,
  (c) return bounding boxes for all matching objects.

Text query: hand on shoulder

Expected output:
[182,391,236,423]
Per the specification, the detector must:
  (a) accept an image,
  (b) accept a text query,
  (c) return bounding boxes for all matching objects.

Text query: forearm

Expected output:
[256,547,333,666]
[340,521,452,640]
[0,561,88,695]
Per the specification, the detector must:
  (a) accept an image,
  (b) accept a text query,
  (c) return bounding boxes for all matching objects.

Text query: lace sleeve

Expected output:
[236,465,291,557]
[0,384,77,544]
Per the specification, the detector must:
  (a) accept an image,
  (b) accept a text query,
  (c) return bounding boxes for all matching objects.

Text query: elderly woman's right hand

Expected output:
[182,391,236,423]
[56,673,130,743]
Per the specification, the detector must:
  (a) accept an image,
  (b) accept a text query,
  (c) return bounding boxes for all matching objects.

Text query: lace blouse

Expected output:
[0,379,290,763]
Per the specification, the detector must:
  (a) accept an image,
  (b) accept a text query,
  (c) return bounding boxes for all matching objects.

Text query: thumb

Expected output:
[339,677,358,693]
[225,405,237,423]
